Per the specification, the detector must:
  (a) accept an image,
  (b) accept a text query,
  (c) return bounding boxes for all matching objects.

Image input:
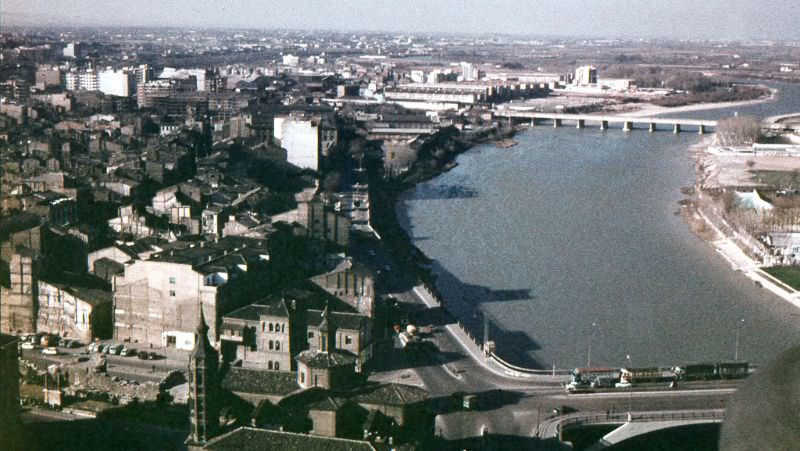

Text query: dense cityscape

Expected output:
[2,3,800,450]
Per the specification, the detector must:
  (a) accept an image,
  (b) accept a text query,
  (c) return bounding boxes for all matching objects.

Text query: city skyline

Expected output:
[3,0,800,41]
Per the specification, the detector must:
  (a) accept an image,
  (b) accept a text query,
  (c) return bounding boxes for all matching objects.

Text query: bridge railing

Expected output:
[489,351,571,376]
[556,409,725,438]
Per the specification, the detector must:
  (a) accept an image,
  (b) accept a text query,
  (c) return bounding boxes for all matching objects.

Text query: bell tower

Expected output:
[186,308,219,448]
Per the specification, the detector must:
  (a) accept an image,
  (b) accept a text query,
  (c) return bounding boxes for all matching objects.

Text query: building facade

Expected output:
[220,301,299,371]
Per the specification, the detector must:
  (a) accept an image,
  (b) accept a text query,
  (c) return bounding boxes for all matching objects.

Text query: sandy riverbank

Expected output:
[622,87,777,118]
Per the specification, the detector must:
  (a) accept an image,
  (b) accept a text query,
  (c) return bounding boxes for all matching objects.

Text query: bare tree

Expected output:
[716,116,762,147]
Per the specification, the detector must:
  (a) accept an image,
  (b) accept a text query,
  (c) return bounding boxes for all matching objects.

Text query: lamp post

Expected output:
[587,321,597,367]
[626,354,633,416]
[734,319,745,361]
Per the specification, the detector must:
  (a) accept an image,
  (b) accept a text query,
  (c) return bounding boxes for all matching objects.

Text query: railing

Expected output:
[555,409,725,439]
[489,351,571,376]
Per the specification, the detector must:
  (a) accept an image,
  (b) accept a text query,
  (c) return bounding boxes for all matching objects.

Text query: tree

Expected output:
[716,116,762,147]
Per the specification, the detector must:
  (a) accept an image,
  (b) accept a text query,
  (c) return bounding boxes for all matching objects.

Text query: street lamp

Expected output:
[625,354,633,415]
[734,318,745,361]
[587,321,597,367]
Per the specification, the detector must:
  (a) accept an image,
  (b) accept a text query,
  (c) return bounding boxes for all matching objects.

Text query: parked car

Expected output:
[148,352,163,360]
[108,343,124,355]
[99,344,110,354]
[41,347,59,355]
[65,340,82,349]
[86,342,99,353]
[137,351,149,360]
[21,342,36,350]
[120,347,136,357]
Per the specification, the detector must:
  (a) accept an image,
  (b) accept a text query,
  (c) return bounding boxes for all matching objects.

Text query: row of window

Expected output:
[268,340,281,351]
[307,331,353,345]
[262,322,286,333]
[267,361,281,370]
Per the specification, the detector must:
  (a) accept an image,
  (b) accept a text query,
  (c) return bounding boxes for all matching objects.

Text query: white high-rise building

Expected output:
[63,42,76,58]
[459,62,478,81]
[64,72,79,91]
[574,65,598,86]
[98,69,132,97]
[78,69,98,91]
[273,116,337,171]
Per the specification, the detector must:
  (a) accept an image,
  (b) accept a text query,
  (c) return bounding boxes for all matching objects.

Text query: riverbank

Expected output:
[684,137,800,311]
[621,87,777,118]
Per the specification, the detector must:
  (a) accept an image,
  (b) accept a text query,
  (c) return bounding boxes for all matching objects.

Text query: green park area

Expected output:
[764,266,800,290]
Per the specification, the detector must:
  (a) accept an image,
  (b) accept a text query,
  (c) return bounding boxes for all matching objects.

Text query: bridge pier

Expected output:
[530,119,536,127]
[553,118,562,128]
[623,121,633,132]
[649,123,656,133]
[698,124,705,135]
[673,123,681,133]
[600,120,608,130]
[576,119,585,129]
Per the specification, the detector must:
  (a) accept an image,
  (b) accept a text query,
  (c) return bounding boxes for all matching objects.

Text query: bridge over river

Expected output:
[493,110,718,134]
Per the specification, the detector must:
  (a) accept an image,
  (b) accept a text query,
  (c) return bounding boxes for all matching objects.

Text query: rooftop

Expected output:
[352,383,429,407]
[307,309,368,331]
[224,302,290,322]
[202,427,375,451]
[295,350,356,369]
[221,368,299,396]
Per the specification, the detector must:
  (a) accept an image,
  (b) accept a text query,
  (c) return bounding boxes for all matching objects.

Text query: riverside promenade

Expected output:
[409,284,570,383]
[695,197,800,310]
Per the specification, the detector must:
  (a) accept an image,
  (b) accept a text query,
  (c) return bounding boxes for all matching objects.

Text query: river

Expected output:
[397,82,800,369]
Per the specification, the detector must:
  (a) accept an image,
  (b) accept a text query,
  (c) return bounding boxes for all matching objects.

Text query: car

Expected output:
[148,352,162,360]
[108,343,124,355]
[65,340,82,349]
[99,344,110,354]
[21,342,36,350]
[137,351,149,360]
[41,347,59,355]
[120,347,136,357]
[86,342,99,353]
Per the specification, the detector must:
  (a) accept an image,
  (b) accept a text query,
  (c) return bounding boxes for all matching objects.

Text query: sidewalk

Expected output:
[411,286,567,382]
[696,207,800,310]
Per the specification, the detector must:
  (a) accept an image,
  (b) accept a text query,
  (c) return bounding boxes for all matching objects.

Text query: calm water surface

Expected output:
[398,83,800,369]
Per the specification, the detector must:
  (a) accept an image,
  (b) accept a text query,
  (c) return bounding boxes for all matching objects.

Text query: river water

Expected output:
[398,82,800,369]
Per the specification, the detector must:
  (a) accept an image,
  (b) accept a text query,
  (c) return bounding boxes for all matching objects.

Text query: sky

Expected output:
[2,0,800,41]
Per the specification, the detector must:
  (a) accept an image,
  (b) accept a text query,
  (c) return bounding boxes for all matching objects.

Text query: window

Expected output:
[269,323,274,332]
[268,340,274,350]
[261,322,265,332]
[168,277,176,284]
[169,290,176,297]
[268,361,273,370]
[308,331,314,339]
[275,341,280,351]
[281,324,285,333]
[166,335,176,347]
[345,336,352,345]
[300,371,305,384]
[274,361,280,370]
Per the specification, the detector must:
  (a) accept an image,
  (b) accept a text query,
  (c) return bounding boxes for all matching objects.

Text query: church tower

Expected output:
[186,308,219,448]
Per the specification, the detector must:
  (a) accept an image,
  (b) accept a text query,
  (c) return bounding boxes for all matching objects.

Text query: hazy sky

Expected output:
[3,0,799,40]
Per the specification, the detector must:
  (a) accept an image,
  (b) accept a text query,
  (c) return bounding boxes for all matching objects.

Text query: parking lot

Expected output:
[18,334,186,383]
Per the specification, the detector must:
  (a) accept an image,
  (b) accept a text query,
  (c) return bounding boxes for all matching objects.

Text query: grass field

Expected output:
[763,266,800,290]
